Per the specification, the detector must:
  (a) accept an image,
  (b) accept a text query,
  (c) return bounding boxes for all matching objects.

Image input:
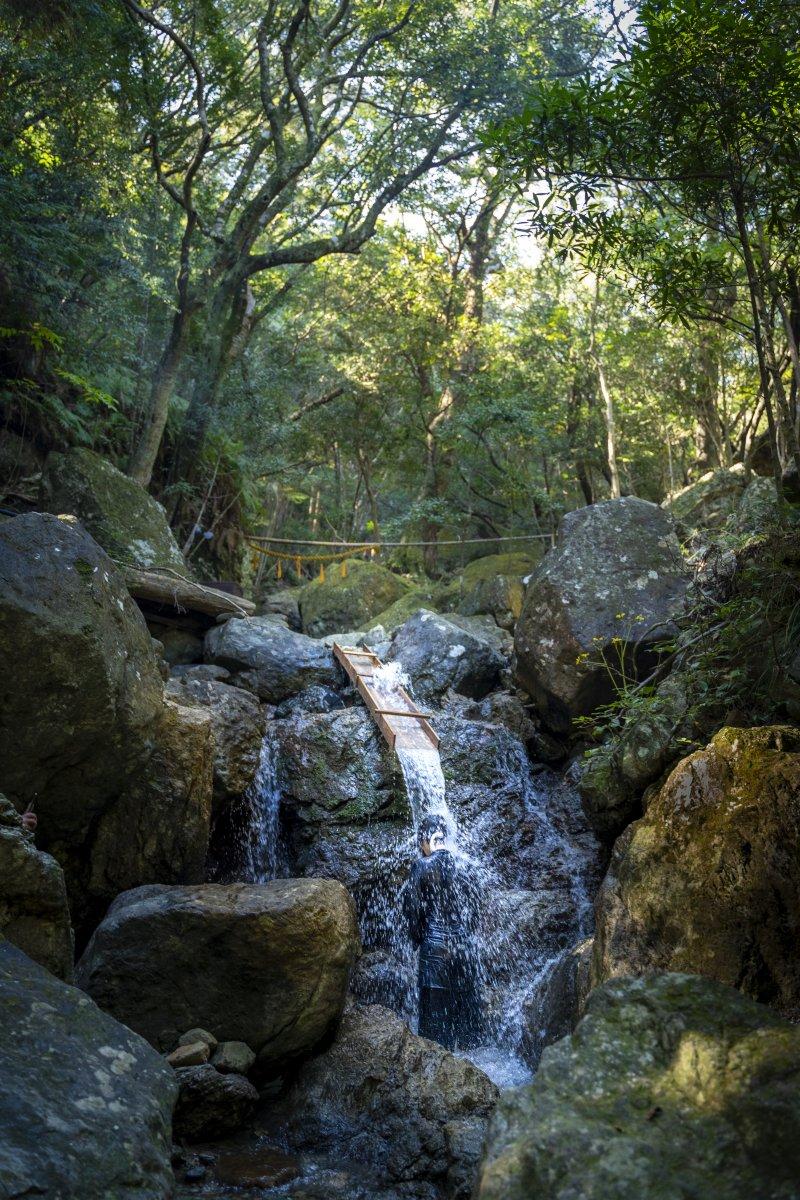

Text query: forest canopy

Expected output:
[1,0,798,580]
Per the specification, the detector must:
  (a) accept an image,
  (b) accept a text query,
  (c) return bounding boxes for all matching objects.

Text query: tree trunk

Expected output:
[596,355,621,499]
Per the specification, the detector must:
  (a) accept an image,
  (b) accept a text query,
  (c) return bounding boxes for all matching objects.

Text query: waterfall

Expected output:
[242,726,282,883]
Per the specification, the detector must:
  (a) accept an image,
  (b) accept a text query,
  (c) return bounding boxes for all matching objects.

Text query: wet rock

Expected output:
[388,610,504,703]
[212,1040,256,1075]
[275,707,406,829]
[274,684,346,718]
[0,940,176,1199]
[437,551,542,631]
[593,726,800,1010]
[265,1000,498,1200]
[166,676,264,812]
[478,973,800,1200]
[76,880,360,1064]
[0,513,211,931]
[168,1041,210,1068]
[173,1064,258,1140]
[662,462,748,533]
[519,937,593,1066]
[40,445,185,569]
[0,793,73,980]
[448,691,565,765]
[514,498,689,732]
[212,1146,300,1189]
[298,559,411,637]
[204,615,338,703]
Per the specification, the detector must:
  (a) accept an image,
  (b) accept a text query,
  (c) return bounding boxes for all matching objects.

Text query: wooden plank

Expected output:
[123,566,255,620]
[332,643,439,753]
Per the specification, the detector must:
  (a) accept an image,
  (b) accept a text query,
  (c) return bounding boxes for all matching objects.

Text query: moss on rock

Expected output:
[298,558,413,637]
[593,725,800,1010]
[479,973,800,1200]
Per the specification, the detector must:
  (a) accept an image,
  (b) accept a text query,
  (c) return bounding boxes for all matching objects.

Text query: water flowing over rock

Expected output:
[76,880,360,1065]
[204,614,339,702]
[387,609,505,702]
[0,940,176,1200]
[269,700,602,1080]
[478,973,800,1200]
[298,558,412,637]
[514,497,689,731]
[0,794,73,980]
[39,445,185,569]
[264,1000,498,1200]
[0,513,212,932]
[592,726,800,1010]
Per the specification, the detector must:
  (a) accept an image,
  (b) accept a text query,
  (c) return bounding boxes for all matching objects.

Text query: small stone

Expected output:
[178,1027,218,1050]
[168,1040,209,1068]
[212,1040,256,1076]
[183,1164,206,1183]
[197,1152,216,1165]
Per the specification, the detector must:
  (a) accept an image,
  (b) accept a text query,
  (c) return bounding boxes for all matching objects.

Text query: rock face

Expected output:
[40,446,185,569]
[0,513,211,930]
[166,675,264,812]
[478,973,800,1200]
[204,615,339,703]
[514,498,689,731]
[76,880,360,1064]
[593,726,800,1010]
[173,1064,259,1140]
[0,940,176,1200]
[298,558,411,637]
[0,794,73,980]
[266,1000,498,1200]
[663,462,747,533]
[387,610,505,703]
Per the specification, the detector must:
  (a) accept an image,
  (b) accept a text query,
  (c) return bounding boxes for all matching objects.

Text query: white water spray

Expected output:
[242,726,282,883]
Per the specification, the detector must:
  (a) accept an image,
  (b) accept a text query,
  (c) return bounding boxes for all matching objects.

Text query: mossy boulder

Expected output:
[593,726,800,1009]
[368,587,437,633]
[0,513,212,933]
[40,447,185,570]
[0,940,177,1200]
[298,558,412,637]
[438,551,542,631]
[478,972,800,1200]
[514,498,689,732]
[662,463,748,533]
[76,880,360,1065]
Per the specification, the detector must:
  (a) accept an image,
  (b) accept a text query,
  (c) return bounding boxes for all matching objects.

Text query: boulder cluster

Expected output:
[1,449,799,1200]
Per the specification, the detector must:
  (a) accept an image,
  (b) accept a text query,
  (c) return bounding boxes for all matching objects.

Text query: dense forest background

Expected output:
[2,0,799,584]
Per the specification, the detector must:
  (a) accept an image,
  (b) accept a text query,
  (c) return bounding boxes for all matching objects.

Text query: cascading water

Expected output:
[242,725,283,883]
[240,665,601,1091]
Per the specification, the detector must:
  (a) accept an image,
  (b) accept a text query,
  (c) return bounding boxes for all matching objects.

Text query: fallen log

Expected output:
[123,566,255,620]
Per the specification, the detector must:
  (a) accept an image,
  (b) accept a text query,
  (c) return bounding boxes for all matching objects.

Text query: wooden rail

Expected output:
[333,643,439,753]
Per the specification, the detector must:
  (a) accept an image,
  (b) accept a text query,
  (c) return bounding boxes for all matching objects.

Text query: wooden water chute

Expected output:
[332,643,439,754]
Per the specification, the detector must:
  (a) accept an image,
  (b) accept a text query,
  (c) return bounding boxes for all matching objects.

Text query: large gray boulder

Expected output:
[265,1000,498,1200]
[204,615,339,703]
[388,609,504,703]
[0,513,212,930]
[0,794,73,980]
[40,446,185,569]
[478,973,800,1200]
[514,498,689,731]
[166,675,265,813]
[592,726,800,1009]
[0,940,176,1200]
[76,880,360,1065]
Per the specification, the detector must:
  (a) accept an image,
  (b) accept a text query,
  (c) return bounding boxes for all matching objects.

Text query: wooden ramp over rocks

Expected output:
[333,642,439,753]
